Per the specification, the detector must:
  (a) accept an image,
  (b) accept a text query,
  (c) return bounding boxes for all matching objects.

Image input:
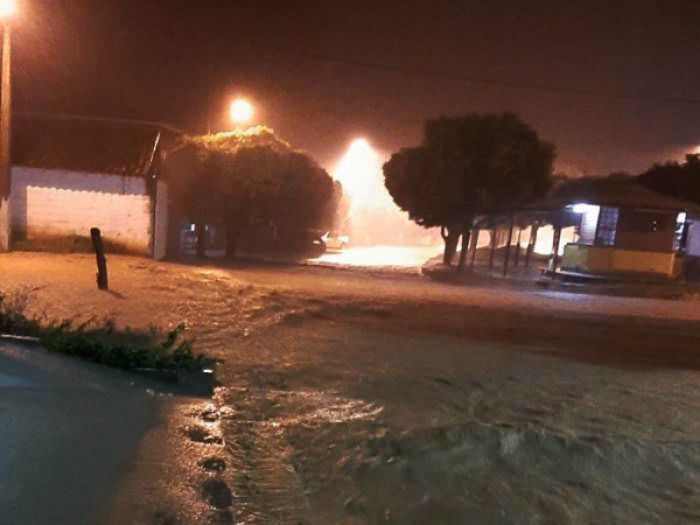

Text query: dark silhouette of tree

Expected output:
[638,154,700,205]
[165,128,338,258]
[383,113,555,269]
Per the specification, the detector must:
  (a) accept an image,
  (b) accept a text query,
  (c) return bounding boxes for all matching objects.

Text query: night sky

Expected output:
[10,0,700,175]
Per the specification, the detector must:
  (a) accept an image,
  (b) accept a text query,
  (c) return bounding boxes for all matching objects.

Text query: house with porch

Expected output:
[532,174,700,278]
[5,113,181,258]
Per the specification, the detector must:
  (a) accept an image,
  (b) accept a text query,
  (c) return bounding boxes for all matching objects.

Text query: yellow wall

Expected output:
[561,244,680,277]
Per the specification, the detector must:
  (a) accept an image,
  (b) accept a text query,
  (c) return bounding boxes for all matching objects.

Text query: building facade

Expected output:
[6,114,178,259]
[533,175,700,278]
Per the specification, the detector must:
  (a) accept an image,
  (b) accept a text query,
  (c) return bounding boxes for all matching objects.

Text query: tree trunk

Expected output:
[513,228,522,267]
[488,228,497,271]
[457,223,471,272]
[225,227,239,259]
[469,226,479,270]
[441,225,460,266]
[195,222,206,258]
[503,214,515,277]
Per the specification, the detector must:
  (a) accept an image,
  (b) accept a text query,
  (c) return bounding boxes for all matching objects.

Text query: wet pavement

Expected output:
[0,342,163,524]
[3,253,700,523]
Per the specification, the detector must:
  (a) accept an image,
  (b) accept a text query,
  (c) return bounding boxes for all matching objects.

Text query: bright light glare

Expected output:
[572,203,596,214]
[333,138,393,212]
[0,0,15,18]
[230,98,254,125]
[312,245,442,268]
[330,137,440,248]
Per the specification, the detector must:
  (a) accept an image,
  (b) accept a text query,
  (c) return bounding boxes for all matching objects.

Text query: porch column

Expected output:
[525,222,539,267]
[550,220,562,278]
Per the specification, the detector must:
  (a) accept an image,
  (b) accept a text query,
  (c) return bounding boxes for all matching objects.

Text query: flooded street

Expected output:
[309,245,441,270]
[2,253,700,523]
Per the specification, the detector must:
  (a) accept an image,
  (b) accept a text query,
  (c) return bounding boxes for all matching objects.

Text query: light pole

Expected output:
[0,0,14,251]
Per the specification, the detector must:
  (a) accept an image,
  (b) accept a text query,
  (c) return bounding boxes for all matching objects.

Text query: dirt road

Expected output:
[2,252,700,524]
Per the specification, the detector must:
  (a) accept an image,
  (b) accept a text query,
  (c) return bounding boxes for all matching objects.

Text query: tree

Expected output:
[383,113,555,269]
[164,127,338,258]
[638,154,700,205]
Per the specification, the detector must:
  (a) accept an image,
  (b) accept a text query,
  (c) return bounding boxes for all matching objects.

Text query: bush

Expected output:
[0,291,213,372]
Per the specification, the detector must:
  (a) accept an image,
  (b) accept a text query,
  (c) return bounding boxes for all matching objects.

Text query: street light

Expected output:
[0,0,15,18]
[230,98,254,127]
[0,0,14,252]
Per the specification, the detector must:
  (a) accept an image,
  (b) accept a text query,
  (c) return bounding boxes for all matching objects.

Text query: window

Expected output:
[595,206,619,246]
[674,212,688,252]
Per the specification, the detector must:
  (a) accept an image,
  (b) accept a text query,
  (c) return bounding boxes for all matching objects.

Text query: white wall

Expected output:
[153,180,168,260]
[578,205,601,245]
[10,167,153,254]
[0,197,9,251]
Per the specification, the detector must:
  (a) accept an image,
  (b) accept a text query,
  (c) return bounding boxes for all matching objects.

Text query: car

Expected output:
[322,232,350,250]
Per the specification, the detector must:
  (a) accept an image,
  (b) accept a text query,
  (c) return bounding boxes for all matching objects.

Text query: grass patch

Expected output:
[0,290,214,372]
[11,232,140,255]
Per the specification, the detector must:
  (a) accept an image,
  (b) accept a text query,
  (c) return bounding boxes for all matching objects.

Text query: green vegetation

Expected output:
[638,153,700,206]
[383,112,555,269]
[10,232,136,255]
[164,127,341,258]
[0,291,213,372]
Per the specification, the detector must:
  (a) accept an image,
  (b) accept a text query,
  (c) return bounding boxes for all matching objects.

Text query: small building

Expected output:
[533,175,700,278]
[7,113,180,258]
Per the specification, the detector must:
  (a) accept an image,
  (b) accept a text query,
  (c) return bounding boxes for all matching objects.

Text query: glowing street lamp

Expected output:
[230,98,254,127]
[0,0,15,18]
[0,0,15,251]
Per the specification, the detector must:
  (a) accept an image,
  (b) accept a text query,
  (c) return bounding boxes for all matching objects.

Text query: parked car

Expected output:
[322,232,350,250]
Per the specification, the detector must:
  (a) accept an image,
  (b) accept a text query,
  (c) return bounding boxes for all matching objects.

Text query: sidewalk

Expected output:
[422,251,700,301]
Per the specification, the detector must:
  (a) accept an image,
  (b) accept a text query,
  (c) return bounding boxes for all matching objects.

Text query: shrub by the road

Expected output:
[0,291,213,372]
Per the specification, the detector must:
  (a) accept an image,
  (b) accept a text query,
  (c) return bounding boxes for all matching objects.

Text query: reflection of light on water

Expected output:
[311,245,442,268]
[272,391,384,426]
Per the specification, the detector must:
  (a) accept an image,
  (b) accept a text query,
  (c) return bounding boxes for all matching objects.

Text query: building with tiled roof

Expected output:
[6,113,182,258]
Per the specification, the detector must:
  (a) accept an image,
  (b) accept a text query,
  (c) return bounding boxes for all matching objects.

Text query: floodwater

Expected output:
[310,244,442,269]
[3,253,700,523]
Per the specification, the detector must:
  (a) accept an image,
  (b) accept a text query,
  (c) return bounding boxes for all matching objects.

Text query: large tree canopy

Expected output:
[165,127,339,257]
[638,153,700,206]
[383,112,555,267]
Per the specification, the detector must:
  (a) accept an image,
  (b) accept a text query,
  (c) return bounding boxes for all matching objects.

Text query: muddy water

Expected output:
[3,254,700,523]
[202,319,700,524]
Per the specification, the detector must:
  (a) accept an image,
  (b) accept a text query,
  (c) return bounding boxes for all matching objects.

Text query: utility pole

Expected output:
[0,20,12,251]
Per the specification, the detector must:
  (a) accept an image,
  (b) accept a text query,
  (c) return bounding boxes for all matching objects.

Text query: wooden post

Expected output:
[525,222,539,267]
[488,228,496,271]
[513,227,522,267]
[503,214,514,277]
[90,227,108,290]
